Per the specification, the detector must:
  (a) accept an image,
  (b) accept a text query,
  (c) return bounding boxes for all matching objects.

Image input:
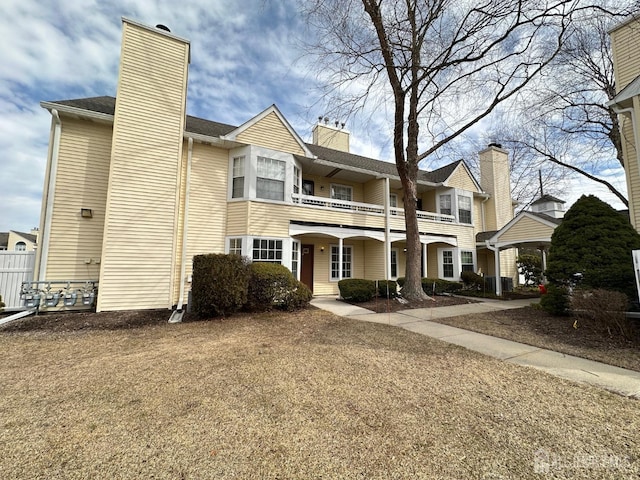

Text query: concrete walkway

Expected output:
[310,296,640,399]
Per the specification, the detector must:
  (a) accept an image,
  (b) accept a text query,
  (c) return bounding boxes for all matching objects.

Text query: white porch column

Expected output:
[541,248,547,282]
[338,238,343,281]
[384,177,391,280]
[422,243,428,278]
[494,247,502,296]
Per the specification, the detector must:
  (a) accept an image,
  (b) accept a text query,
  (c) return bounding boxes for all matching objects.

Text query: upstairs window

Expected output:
[458,195,472,224]
[331,184,352,202]
[390,193,398,215]
[293,166,300,194]
[256,156,286,201]
[232,156,245,198]
[439,194,452,216]
[15,242,26,251]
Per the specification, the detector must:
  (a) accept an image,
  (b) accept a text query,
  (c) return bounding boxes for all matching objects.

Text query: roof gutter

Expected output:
[40,102,114,123]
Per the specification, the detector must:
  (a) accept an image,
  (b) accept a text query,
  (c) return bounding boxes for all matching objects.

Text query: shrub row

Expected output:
[191,254,311,318]
[397,277,463,295]
[338,279,399,302]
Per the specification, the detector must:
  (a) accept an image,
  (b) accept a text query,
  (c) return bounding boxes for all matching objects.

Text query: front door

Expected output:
[301,244,314,292]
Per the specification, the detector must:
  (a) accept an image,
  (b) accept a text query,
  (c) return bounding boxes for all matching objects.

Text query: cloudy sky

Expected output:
[0,0,628,234]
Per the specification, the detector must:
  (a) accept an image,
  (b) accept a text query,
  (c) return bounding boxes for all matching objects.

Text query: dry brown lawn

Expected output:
[1,308,638,479]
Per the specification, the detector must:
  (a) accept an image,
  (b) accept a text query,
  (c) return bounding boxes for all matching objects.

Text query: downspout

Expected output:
[177,137,193,312]
[481,194,490,232]
[612,105,640,179]
[39,109,62,281]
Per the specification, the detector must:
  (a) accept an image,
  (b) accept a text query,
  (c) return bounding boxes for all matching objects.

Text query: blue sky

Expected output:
[0,0,628,233]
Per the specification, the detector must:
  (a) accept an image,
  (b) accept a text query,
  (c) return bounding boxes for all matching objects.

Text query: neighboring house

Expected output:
[481,195,564,293]
[608,15,640,232]
[0,230,38,251]
[35,18,518,312]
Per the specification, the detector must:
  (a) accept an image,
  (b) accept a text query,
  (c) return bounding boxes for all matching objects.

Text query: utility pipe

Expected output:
[176,137,193,312]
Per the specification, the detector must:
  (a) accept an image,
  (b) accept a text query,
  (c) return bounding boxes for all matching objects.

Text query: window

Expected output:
[331,184,352,202]
[252,238,283,263]
[256,156,286,201]
[232,156,245,198]
[442,250,454,278]
[228,238,242,256]
[291,241,300,279]
[458,195,472,224]
[15,242,26,251]
[330,245,352,280]
[461,251,474,272]
[293,166,300,194]
[439,194,452,215]
[302,179,314,196]
[390,194,398,215]
[390,249,398,278]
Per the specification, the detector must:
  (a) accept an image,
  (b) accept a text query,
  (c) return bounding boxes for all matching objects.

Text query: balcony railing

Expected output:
[291,193,456,223]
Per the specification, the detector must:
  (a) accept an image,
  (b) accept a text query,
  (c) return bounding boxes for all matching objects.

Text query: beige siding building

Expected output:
[35,18,523,312]
[609,15,640,232]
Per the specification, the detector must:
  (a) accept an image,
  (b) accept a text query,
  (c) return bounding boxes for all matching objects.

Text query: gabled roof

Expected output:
[12,231,37,243]
[528,211,563,225]
[531,194,566,206]
[223,104,313,157]
[41,96,472,187]
[607,73,640,110]
[441,159,483,192]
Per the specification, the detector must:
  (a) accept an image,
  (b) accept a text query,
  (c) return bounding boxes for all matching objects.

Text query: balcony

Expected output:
[291,193,455,223]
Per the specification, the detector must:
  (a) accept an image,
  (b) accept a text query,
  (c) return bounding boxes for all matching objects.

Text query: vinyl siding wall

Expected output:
[97,21,189,311]
[445,164,479,191]
[45,118,111,280]
[497,216,555,244]
[237,112,306,155]
[611,21,640,91]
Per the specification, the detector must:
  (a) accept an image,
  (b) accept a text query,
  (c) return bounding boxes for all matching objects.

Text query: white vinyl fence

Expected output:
[0,252,35,311]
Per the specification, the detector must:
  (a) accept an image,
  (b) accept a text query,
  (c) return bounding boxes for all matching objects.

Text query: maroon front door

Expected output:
[301,244,314,292]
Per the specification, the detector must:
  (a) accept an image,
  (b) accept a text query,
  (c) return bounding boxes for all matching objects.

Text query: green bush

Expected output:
[421,278,463,295]
[247,262,296,311]
[546,195,640,300]
[191,254,251,318]
[376,280,398,298]
[539,283,570,316]
[460,271,485,290]
[281,282,313,311]
[338,279,376,302]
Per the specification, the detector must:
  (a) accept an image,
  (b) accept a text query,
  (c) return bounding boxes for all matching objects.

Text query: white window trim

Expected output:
[438,188,474,225]
[460,250,476,272]
[390,248,399,279]
[457,193,473,225]
[330,183,353,202]
[228,146,295,204]
[438,190,453,217]
[437,247,458,280]
[330,244,353,281]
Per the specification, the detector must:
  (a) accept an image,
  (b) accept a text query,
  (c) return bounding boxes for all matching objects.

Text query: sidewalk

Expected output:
[310,296,640,399]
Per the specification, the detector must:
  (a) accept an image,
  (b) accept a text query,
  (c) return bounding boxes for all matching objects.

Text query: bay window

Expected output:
[232,156,245,198]
[439,194,452,215]
[458,195,472,224]
[461,251,474,272]
[256,156,286,201]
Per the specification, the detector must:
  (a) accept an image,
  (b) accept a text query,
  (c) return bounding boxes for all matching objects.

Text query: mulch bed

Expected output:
[344,294,479,313]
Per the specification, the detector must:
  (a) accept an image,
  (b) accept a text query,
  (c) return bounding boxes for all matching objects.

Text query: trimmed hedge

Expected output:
[376,280,398,298]
[397,277,463,294]
[191,254,251,318]
[460,271,485,290]
[247,262,295,311]
[247,262,312,311]
[338,279,376,302]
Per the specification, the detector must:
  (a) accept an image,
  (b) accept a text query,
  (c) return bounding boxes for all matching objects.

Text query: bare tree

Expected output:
[305,0,593,300]
[490,5,636,207]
